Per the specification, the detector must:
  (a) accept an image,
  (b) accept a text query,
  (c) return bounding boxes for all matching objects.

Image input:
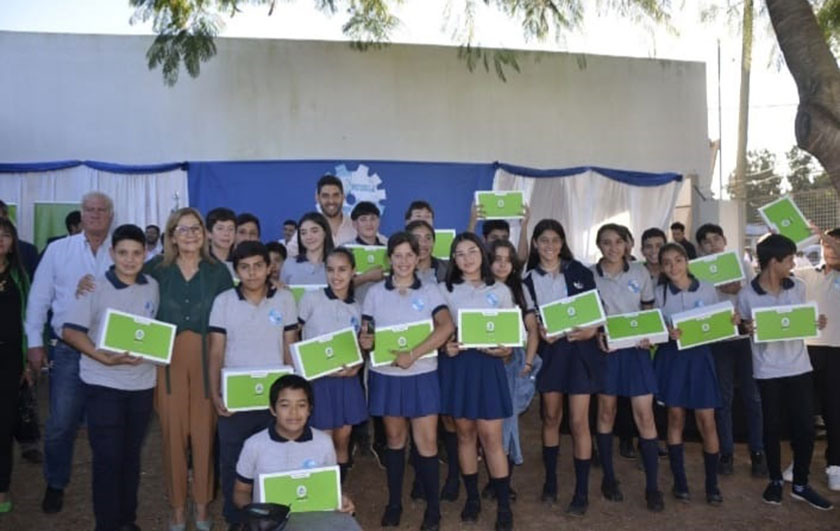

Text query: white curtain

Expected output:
[494,168,683,265]
[0,165,188,242]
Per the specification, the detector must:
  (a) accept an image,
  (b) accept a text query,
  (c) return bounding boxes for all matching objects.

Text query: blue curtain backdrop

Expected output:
[187,160,497,243]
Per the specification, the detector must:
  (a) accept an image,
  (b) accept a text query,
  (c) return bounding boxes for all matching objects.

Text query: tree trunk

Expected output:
[733,0,753,203]
[765,0,840,196]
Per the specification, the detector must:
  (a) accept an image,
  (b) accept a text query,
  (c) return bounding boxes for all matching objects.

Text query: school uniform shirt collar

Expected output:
[533,261,569,277]
[268,423,313,443]
[234,284,277,301]
[595,259,630,277]
[355,235,385,246]
[325,285,355,304]
[667,277,700,295]
[750,275,795,296]
[105,266,148,289]
[385,273,422,291]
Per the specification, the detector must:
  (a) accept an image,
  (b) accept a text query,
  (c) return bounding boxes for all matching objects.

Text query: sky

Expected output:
[1,0,804,197]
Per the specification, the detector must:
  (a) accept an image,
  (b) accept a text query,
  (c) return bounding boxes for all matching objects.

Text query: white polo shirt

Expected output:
[298,287,361,340]
[281,256,327,286]
[797,265,840,347]
[591,261,655,315]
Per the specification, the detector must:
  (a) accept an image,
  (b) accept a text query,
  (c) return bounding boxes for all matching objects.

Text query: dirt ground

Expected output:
[5,384,840,531]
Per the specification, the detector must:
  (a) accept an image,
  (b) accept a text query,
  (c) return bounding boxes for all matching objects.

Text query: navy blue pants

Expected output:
[218,410,273,524]
[713,338,763,454]
[84,383,154,531]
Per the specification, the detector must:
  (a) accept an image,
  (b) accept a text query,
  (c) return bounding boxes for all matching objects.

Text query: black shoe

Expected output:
[371,442,386,470]
[380,504,402,527]
[541,482,558,503]
[565,493,588,516]
[482,481,496,500]
[791,484,834,511]
[495,508,513,531]
[671,485,690,503]
[21,448,43,464]
[410,477,426,501]
[42,487,64,514]
[718,454,734,476]
[440,477,460,502]
[750,452,768,478]
[706,487,723,506]
[460,498,481,522]
[601,479,624,502]
[762,482,783,505]
[420,509,441,531]
[645,490,665,512]
[619,439,637,459]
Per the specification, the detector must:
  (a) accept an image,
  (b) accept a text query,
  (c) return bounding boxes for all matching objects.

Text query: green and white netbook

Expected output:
[288,284,327,305]
[457,308,524,348]
[475,190,525,220]
[539,289,606,338]
[259,465,342,512]
[345,245,389,275]
[222,366,294,412]
[97,308,177,365]
[758,196,818,249]
[372,319,435,367]
[671,301,738,350]
[290,327,363,380]
[605,309,669,350]
[688,250,745,286]
[753,302,820,343]
[432,230,456,260]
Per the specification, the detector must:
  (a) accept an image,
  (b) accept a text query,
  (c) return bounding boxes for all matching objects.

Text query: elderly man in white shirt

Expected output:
[25,191,115,514]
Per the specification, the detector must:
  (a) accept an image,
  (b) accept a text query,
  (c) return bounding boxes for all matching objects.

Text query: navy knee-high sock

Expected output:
[417,455,440,518]
[385,448,406,508]
[493,476,511,513]
[339,462,350,485]
[573,458,591,500]
[668,444,688,492]
[596,433,615,484]
[542,446,559,489]
[639,438,660,493]
[462,473,479,502]
[443,430,459,484]
[703,451,720,493]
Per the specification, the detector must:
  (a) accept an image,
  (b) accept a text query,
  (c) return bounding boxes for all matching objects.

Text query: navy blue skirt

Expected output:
[439,348,513,420]
[368,370,441,418]
[653,341,721,409]
[602,347,658,397]
[536,338,604,395]
[310,375,369,430]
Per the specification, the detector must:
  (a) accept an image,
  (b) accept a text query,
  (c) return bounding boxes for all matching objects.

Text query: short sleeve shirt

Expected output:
[281,256,327,286]
[737,276,812,379]
[440,280,515,317]
[298,287,362,340]
[63,268,159,391]
[591,261,654,315]
[797,266,840,347]
[417,258,448,286]
[521,266,568,314]
[235,425,337,503]
[362,275,448,377]
[654,278,719,322]
[208,286,298,368]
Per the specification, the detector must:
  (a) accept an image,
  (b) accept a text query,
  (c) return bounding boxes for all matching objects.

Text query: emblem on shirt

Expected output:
[573,281,584,290]
[296,485,308,499]
[411,297,426,312]
[486,292,500,307]
[833,277,840,291]
[303,458,317,469]
[628,280,641,294]
[144,301,156,316]
[134,329,145,341]
[268,309,284,326]
[350,316,360,333]
[694,301,705,308]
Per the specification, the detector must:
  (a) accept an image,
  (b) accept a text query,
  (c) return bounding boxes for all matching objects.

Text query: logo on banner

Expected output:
[329,164,388,217]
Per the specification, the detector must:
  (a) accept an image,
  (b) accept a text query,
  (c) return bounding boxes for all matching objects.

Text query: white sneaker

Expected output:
[827,466,840,492]
[783,463,793,483]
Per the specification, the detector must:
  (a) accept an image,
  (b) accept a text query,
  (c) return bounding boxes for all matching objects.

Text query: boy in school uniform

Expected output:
[233,375,358,528]
[234,213,262,247]
[340,201,388,301]
[795,228,840,490]
[404,200,435,226]
[209,241,299,528]
[61,224,160,531]
[696,223,767,477]
[266,242,287,284]
[737,234,832,510]
[641,228,667,280]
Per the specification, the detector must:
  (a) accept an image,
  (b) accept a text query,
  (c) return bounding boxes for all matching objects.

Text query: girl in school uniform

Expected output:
[590,224,663,512]
[281,212,333,286]
[654,242,723,505]
[297,247,368,484]
[522,219,602,516]
[439,233,518,531]
[358,232,455,531]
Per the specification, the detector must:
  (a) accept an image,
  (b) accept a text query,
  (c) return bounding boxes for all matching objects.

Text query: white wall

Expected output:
[0,31,708,180]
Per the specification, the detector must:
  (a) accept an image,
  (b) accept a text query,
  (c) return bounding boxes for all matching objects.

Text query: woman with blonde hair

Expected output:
[144,207,233,530]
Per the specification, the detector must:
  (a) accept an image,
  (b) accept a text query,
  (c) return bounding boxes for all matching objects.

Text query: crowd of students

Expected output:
[0,174,839,531]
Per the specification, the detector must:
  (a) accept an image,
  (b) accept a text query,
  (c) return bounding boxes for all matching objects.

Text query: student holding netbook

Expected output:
[61,225,160,531]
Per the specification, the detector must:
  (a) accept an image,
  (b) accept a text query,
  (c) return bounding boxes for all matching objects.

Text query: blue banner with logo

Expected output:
[187,160,496,243]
